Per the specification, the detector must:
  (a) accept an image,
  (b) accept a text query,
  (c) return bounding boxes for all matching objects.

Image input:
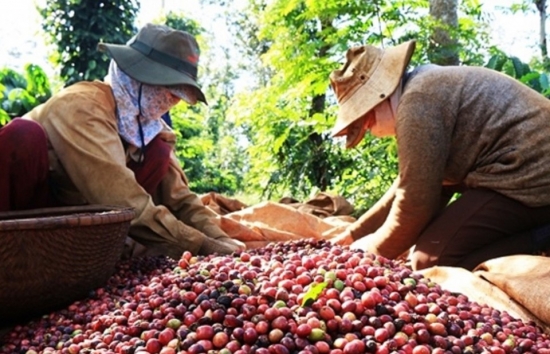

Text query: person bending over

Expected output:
[330,40,550,270]
[0,23,244,259]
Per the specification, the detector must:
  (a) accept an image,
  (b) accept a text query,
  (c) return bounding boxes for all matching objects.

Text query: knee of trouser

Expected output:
[5,118,47,141]
[17,117,45,132]
[1,119,48,159]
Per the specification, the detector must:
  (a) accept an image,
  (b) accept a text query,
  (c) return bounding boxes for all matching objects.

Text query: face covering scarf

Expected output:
[106,61,197,149]
[345,112,372,148]
[389,80,402,118]
[371,81,403,137]
[344,81,403,148]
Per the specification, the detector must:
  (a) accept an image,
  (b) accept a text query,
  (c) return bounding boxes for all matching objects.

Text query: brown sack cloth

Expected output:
[201,191,355,219]
[224,201,354,241]
[203,193,356,249]
[420,255,550,333]
[474,255,550,326]
[279,192,355,218]
[200,192,248,215]
[201,192,356,247]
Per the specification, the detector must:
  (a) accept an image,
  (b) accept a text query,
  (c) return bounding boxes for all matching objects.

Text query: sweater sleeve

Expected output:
[366,91,454,259]
[155,152,229,240]
[26,84,209,255]
[348,177,398,240]
[151,126,229,240]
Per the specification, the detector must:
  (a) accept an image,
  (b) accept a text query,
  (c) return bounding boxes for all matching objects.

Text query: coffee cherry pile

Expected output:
[1,239,549,354]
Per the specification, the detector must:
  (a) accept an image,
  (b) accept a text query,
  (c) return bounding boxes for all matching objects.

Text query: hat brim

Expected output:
[98,42,207,104]
[330,40,416,137]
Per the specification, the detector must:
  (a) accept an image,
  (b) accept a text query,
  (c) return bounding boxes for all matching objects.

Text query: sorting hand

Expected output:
[330,230,354,246]
[350,234,376,254]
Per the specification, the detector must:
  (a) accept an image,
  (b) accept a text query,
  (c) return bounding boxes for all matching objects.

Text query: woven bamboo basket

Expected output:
[0,205,135,324]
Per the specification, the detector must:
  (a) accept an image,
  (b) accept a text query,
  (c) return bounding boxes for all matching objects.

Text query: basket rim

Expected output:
[0,205,135,231]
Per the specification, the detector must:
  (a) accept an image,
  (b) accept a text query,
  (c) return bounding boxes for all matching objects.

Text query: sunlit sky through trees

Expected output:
[0,0,541,75]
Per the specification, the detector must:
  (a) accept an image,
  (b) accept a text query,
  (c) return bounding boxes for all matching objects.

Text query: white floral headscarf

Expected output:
[106,61,197,148]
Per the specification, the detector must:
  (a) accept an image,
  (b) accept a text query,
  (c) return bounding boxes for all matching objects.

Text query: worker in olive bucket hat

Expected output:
[329,40,550,271]
[1,23,245,259]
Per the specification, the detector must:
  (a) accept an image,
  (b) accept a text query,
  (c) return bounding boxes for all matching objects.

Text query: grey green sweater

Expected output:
[349,64,550,258]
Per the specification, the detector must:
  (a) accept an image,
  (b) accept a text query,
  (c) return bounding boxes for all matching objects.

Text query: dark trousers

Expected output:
[0,119,51,211]
[411,188,550,270]
[0,119,171,212]
[126,136,172,196]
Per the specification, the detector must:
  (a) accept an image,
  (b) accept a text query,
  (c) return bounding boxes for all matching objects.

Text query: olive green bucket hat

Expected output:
[329,40,416,137]
[98,23,207,104]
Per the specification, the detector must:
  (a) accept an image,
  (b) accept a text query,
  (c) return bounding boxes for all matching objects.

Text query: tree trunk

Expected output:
[306,17,334,192]
[535,0,550,69]
[429,0,459,66]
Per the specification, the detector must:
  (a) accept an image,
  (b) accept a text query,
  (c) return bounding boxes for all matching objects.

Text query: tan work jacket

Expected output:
[25,81,227,257]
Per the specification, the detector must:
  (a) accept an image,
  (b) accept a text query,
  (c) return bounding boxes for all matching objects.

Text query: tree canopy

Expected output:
[40,0,139,86]
[3,0,549,215]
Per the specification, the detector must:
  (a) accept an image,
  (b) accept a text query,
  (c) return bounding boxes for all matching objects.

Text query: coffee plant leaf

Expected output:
[301,281,327,308]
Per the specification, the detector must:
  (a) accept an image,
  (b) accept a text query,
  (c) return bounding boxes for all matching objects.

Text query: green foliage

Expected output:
[170,101,244,195]
[220,0,490,213]
[485,52,550,96]
[411,0,491,66]
[0,64,52,125]
[86,9,237,196]
[158,11,246,196]
[28,0,532,216]
[39,0,139,86]
[334,136,399,215]
[0,0,534,226]
[163,12,203,37]
[301,281,327,307]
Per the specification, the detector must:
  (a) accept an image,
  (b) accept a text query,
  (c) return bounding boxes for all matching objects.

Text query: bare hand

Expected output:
[330,230,354,246]
[350,234,376,254]
[230,238,247,252]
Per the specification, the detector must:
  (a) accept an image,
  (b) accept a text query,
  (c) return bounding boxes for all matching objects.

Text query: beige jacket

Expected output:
[25,81,227,256]
[349,65,550,258]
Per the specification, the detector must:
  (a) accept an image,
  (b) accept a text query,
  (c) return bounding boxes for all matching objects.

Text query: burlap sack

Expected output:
[201,192,248,215]
[202,193,356,248]
[280,192,355,218]
[213,215,266,242]
[474,255,550,326]
[420,257,550,333]
[213,201,354,247]
[227,201,335,239]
